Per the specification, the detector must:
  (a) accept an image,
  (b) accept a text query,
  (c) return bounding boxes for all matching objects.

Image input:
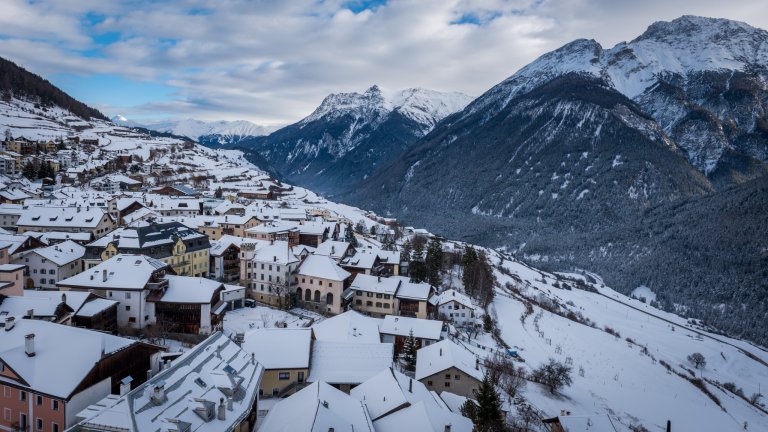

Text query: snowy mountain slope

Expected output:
[112,116,276,146]
[486,252,768,432]
[238,85,472,195]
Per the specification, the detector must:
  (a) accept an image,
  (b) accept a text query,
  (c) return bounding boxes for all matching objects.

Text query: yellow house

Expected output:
[83,222,211,277]
[240,328,313,398]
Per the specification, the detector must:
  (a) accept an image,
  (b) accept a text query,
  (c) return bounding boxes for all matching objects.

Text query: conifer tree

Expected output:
[409,238,427,283]
[426,237,444,287]
[472,372,505,431]
[402,329,418,371]
[344,223,358,247]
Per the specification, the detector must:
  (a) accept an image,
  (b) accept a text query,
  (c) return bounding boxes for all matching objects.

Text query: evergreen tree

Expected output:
[426,237,444,287]
[344,223,359,247]
[410,238,427,283]
[462,246,478,296]
[471,373,505,431]
[22,161,36,179]
[382,235,396,251]
[402,329,417,371]
[401,239,412,262]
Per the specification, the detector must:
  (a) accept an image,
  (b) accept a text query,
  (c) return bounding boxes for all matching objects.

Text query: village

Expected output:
[0,132,582,432]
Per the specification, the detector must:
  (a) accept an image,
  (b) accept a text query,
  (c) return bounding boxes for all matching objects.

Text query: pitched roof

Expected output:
[0,319,136,398]
[415,340,484,382]
[241,328,312,370]
[433,289,475,309]
[350,274,401,295]
[379,315,443,340]
[307,341,393,385]
[314,240,352,260]
[57,254,169,290]
[74,332,264,432]
[391,276,433,301]
[260,381,374,432]
[31,240,85,266]
[159,276,222,304]
[298,254,350,281]
[17,205,110,229]
[311,310,381,343]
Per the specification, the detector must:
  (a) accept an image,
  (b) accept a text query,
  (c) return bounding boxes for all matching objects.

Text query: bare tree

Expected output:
[260,311,271,328]
[687,352,707,370]
[486,353,527,402]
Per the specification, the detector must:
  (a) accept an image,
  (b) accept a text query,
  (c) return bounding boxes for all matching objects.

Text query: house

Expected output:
[0,188,30,204]
[83,222,210,277]
[209,235,247,282]
[38,231,93,245]
[542,414,619,432]
[392,276,436,319]
[311,310,382,344]
[241,328,312,397]
[307,341,393,392]
[16,206,115,237]
[259,381,374,432]
[57,254,173,330]
[295,254,351,315]
[339,250,382,276]
[380,315,443,350]
[415,340,484,398]
[0,203,24,228]
[14,240,85,289]
[0,264,26,296]
[245,221,300,246]
[0,318,163,430]
[433,289,478,327]
[314,239,355,262]
[346,273,400,317]
[151,184,199,197]
[350,368,472,432]
[296,221,331,247]
[0,290,119,332]
[376,249,401,276]
[0,233,47,258]
[153,275,227,335]
[240,240,300,308]
[221,284,245,310]
[73,332,264,432]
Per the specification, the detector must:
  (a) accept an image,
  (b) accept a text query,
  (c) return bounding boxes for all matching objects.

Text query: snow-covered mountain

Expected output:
[112,116,276,146]
[347,16,768,346]
[238,85,473,195]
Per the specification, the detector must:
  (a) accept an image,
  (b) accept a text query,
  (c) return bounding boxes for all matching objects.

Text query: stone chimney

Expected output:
[227,396,233,411]
[25,333,35,357]
[102,269,108,282]
[217,397,226,420]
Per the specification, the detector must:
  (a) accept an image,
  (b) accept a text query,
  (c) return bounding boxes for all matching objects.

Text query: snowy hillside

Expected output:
[485,251,768,431]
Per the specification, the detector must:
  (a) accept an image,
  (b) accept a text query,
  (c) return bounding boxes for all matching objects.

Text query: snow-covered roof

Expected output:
[433,289,475,309]
[298,254,350,281]
[308,341,393,385]
[30,240,85,266]
[391,276,433,301]
[87,221,208,251]
[350,367,471,432]
[75,298,119,317]
[17,205,110,229]
[260,381,374,432]
[350,273,401,295]
[57,254,169,290]
[311,310,381,343]
[38,231,93,244]
[159,275,222,303]
[22,289,91,312]
[250,240,300,265]
[314,240,351,260]
[241,328,312,370]
[415,340,484,382]
[209,235,249,256]
[556,415,619,432]
[0,296,63,318]
[379,315,443,340]
[438,391,471,413]
[340,251,379,269]
[74,332,264,432]
[0,319,136,398]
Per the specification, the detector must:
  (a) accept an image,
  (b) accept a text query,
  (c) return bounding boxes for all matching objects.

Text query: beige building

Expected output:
[241,328,312,398]
[16,206,115,238]
[294,254,351,315]
[415,340,484,398]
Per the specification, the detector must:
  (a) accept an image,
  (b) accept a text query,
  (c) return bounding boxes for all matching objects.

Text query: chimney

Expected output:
[251,353,255,364]
[439,348,442,356]
[102,269,107,282]
[119,377,133,396]
[475,358,479,370]
[444,425,452,432]
[666,420,671,432]
[408,378,413,393]
[217,398,226,420]
[151,383,166,404]
[61,293,67,304]
[4,316,15,331]
[227,396,233,411]
[25,333,35,357]
[27,309,34,319]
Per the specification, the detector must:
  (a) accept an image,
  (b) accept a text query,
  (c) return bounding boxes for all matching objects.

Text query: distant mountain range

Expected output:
[111,115,277,146]
[234,85,473,195]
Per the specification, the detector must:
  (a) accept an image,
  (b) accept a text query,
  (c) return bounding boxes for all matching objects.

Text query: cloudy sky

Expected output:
[1,0,766,125]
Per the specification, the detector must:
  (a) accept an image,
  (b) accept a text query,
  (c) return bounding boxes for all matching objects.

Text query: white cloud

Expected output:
[1,0,767,124]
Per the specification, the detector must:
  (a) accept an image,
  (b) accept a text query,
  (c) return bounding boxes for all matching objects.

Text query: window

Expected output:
[20,413,27,429]
[328,283,333,288]
[383,294,390,299]
[52,423,59,432]
[375,302,382,308]
[356,290,362,296]
[455,375,460,380]
[48,278,54,285]
[125,305,131,311]
[37,418,43,431]
[125,292,131,299]
[3,386,10,397]
[366,292,373,297]
[52,400,59,411]
[427,381,433,386]
[383,303,390,309]
[20,390,26,401]
[36,395,42,406]
[445,374,451,379]
[444,382,450,388]
[356,299,362,305]
[278,372,290,380]
[3,408,10,421]
[366,301,373,307]
[128,317,136,323]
